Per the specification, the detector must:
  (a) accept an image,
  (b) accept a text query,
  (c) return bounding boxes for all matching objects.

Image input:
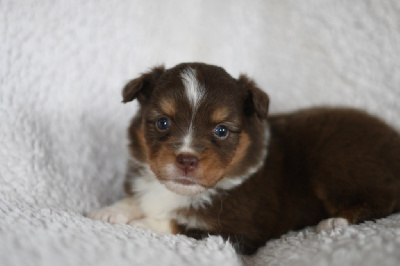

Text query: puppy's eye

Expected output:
[214,125,229,139]
[156,117,170,131]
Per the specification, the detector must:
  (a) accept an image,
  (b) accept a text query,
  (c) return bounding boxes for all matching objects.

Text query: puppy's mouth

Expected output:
[172,177,198,186]
[164,179,206,196]
[161,164,207,195]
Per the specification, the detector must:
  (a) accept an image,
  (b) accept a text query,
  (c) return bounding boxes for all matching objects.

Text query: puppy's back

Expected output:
[268,107,400,221]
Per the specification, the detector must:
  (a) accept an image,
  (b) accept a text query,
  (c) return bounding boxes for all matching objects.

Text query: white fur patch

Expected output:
[179,67,206,153]
[175,214,212,231]
[132,164,217,221]
[181,67,205,109]
[316,217,349,233]
[179,130,195,154]
[215,176,247,190]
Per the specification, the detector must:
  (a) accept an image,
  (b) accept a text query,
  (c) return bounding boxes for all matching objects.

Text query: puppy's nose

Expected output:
[176,153,199,170]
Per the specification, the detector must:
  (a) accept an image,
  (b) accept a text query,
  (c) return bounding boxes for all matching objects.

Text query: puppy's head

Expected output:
[123,63,269,196]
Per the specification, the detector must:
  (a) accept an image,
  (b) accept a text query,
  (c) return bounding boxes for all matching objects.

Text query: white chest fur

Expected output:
[131,165,216,219]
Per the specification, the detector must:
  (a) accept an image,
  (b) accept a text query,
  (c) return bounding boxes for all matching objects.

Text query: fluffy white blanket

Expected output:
[1,1,400,265]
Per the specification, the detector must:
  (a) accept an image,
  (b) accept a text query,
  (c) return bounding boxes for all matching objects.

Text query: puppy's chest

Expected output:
[133,171,216,229]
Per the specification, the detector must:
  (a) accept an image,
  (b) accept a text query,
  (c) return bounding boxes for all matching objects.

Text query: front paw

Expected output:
[316,217,349,233]
[88,207,132,224]
[87,198,144,224]
[129,218,175,234]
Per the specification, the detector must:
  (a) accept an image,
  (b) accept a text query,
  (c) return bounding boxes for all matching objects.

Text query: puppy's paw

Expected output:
[88,207,132,224]
[316,217,349,233]
[129,218,174,234]
[87,198,144,224]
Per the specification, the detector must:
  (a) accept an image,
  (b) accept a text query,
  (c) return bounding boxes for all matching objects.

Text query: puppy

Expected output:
[89,62,400,255]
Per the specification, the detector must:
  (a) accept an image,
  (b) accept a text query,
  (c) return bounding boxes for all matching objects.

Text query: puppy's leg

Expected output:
[316,196,397,232]
[129,218,178,234]
[88,197,144,224]
[316,217,349,232]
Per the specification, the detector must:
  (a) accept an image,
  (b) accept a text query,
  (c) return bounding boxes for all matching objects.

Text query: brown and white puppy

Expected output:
[89,62,400,255]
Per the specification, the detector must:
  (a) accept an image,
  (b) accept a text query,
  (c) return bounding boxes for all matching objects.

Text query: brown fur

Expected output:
[175,107,400,254]
[121,62,400,255]
[228,132,251,168]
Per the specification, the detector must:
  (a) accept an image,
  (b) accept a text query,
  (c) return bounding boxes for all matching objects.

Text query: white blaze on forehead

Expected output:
[179,67,205,153]
[180,67,205,110]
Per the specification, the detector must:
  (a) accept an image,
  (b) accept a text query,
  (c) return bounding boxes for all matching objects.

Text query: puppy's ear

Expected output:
[122,65,165,104]
[238,74,269,119]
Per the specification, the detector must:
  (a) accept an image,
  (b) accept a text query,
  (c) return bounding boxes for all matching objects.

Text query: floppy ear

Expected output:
[122,65,165,104]
[238,74,270,119]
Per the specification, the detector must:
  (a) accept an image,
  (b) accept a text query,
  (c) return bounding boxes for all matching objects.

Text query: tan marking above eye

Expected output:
[159,98,176,117]
[211,107,230,123]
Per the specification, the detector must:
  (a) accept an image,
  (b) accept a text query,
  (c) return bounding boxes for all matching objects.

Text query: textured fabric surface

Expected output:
[1,1,400,265]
